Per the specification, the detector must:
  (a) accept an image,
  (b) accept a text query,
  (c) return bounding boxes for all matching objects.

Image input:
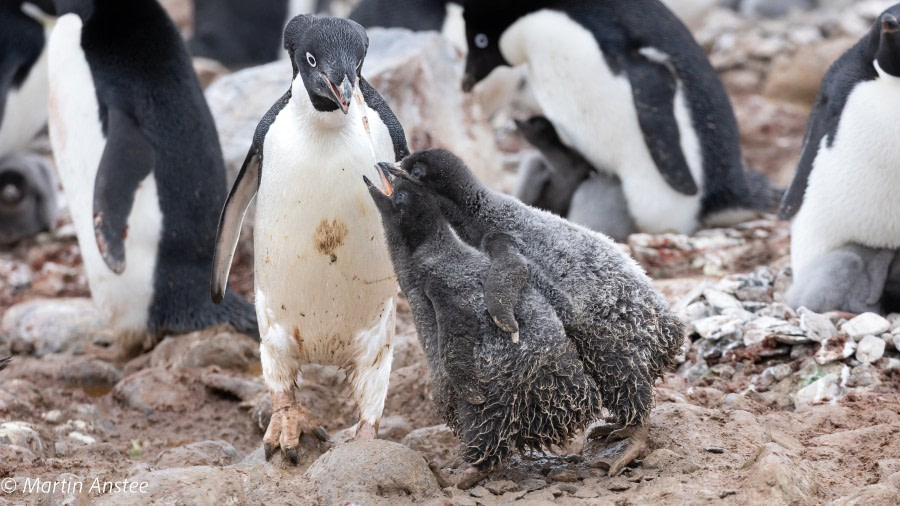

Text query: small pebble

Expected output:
[557,483,579,494]
[842,313,890,340]
[547,468,578,483]
[468,486,490,498]
[856,335,886,364]
[705,447,725,454]
[484,480,518,495]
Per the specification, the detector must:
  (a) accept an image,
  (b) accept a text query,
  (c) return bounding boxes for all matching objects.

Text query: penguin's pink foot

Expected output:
[353,420,379,441]
[584,424,649,477]
[263,390,328,465]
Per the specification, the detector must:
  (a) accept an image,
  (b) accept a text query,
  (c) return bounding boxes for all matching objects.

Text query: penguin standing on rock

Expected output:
[46,0,257,353]
[212,15,409,463]
[0,0,55,158]
[0,153,57,245]
[461,0,780,236]
[403,149,685,477]
[366,163,601,489]
[780,4,900,315]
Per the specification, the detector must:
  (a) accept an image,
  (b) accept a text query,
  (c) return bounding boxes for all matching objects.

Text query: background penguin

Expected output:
[402,149,685,477]
[189,0,331,69]
[0,0,55,158]
[46,0,257,354]
[349,0,464,48]
[366,163,601,489]
[514,116,636,241]
[211,15,409,464]
[0,153,57,245]
[461,0,781,236]
[779,5,900,315]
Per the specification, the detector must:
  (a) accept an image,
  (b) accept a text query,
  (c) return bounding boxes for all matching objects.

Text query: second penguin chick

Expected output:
[365,164,601,488]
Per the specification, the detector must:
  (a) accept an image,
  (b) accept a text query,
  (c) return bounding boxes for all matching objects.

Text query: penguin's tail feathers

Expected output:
[741,168,784,213]
[221,291,260,341]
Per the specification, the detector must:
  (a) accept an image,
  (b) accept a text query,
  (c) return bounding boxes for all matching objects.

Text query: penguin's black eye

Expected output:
[411,163,426,179]
[395,192,408,205]
[306,52,317,67]
[474,33,489,49]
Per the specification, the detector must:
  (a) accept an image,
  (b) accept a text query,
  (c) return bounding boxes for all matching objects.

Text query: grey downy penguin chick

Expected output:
[515,116,636,241]
[513,116,591,217]
[402,149,685,476]
[212,15,409,464]
[47,0,257,354]
[779,5,900,315]
[461,0,781,236]
[786,244,898,315]
[365,164,601,488]
[0,153,57,245]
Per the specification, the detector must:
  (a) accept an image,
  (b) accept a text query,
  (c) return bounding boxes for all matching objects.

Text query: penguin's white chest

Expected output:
[499,10,703,234]
[254,92,397,367]
[47,14,161,334]
[791,72,900,277]
[0,25,52,157]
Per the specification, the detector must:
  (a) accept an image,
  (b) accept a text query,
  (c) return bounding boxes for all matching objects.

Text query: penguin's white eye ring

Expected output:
[306,52,317,67]
[474,33,489,49]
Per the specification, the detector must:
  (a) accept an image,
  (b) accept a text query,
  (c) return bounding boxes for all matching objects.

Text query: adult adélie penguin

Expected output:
[461,0,780,236]
[46,0,257,355]
[779,4,900,315]
[211,15,409,463]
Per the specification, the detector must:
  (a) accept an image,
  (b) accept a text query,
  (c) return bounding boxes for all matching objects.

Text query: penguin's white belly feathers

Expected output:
[499,10,703,234]
[791,71,900,279]
[0,26,51,157]
[254,87,398,369]
[47,15,162,334]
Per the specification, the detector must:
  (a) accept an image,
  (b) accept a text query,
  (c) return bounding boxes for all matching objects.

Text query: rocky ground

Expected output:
[3,2,900,505]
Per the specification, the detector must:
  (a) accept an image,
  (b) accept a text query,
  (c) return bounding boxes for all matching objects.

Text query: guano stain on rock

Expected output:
[314,219,348,261]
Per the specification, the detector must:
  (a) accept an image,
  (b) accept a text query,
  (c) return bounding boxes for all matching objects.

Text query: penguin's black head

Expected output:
[365,163,445,248]
[875,7,900,77]
[284,15,368,114]
[0,170,27,207]
[399,149,480,202]
[461,2,522,92]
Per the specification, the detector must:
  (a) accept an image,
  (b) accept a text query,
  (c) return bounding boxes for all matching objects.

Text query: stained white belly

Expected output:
[47,15,161,333]
[254,90,398,367]
[0,27,51,157]
[499,10,703,234]
[791,72,900,280]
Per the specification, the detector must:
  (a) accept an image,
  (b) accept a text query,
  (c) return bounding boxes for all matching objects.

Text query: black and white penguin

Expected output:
[779,5,900,315]
[349,0,464,48]
[211,15,409,463]
[366,163,601,488]
[189,0,331,69]
[461,0,780,236]
[0,0,55,158]
[402,149,685,476]
[46,0,257,351]
[0,153,57,245]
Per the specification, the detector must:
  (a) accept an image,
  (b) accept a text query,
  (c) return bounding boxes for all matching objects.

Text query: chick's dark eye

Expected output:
[395,192,408,205]
[306,52,316,67]
[411,163,425,179]
[474,33,489,49]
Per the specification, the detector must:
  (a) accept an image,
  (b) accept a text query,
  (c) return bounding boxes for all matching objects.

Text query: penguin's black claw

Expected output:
[263,442,275,461]
[313,427,329,442]
[284,447,299,466]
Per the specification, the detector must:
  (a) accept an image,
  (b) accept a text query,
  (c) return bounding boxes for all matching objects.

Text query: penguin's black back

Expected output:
[189,0,288,68]
[350,0,449,31]
[0,0,46,123]
[78,0,254,336]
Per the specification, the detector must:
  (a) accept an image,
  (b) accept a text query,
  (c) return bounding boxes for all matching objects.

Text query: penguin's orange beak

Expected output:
[324,73,353,114]
[369,162,395,197]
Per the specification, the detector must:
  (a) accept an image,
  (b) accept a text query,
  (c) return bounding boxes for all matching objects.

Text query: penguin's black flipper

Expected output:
[92,107,156,274]
[426,284,486,406]
[482,232,529,340]
[211,147,260,304]
[624,53,698,196]
[778,100,837,220]
[360,77,409,161]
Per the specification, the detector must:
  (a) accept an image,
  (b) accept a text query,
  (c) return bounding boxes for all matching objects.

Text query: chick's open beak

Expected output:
[373,162,396,197]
